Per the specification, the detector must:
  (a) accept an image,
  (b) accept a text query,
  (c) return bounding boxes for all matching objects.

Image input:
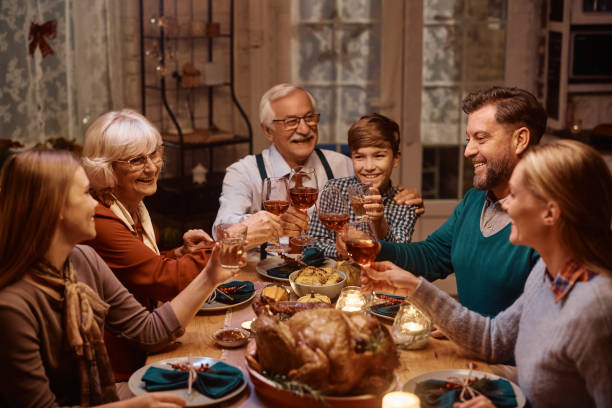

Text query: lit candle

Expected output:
[382,391,420,408]
[335,286,367,312]
[403,322,425,332]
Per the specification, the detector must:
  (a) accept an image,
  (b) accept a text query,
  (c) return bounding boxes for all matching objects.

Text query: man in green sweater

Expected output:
[341,87,546,317]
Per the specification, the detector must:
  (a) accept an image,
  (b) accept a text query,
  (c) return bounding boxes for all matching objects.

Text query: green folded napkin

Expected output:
[142,361,243,399]
[369,293,405,318]
[267,248,325,278]
[209,281,254,304]
[413,378,517,408]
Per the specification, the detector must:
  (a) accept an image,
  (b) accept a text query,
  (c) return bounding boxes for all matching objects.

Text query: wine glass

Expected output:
[261,177,290,254]
[317,185,350,233]
[344,219,378,267]
[288,166,318,253]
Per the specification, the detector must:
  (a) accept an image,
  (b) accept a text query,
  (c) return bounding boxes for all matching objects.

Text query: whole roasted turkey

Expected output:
[251,301,399,395]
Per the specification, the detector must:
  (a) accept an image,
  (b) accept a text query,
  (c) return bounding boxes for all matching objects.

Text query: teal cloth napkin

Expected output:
[208,281,254,304]
[142,361,244,399]
[413,378,517,408]
[267,248,325,278]
[369,293,405,318]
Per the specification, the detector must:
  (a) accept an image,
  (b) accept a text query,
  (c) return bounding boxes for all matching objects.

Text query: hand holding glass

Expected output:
[344,219,378,267]
[216,223,247,270]
[347,183,373,218]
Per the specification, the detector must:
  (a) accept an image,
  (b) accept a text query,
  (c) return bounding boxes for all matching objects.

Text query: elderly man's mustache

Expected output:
[289,132,315,143]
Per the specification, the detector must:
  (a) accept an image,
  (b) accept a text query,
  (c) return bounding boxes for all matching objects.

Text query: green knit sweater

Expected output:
[378,188,539,316]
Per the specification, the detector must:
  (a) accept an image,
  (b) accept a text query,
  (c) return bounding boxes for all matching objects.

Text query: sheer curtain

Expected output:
[0,0,123,146]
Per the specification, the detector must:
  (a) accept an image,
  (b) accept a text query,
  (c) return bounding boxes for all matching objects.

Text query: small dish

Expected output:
[212,327,250,348]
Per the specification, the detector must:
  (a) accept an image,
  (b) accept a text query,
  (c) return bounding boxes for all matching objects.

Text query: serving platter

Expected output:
[246,360,383,408]
[128,356,246,407]
[403,369,526,407]
[367,292,406,321]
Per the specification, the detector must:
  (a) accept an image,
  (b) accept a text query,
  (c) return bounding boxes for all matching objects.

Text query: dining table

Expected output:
[145,257,502,407]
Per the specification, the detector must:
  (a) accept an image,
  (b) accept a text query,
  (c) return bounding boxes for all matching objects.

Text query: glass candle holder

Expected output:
[382,391,421,408]
[335,286,367,312]
[391,303,431,350]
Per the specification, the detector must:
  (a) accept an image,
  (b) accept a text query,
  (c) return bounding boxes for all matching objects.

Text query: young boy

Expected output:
[308,113,420,258]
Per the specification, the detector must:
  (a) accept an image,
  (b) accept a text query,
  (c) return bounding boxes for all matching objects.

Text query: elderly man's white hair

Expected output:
[258,83,317,127]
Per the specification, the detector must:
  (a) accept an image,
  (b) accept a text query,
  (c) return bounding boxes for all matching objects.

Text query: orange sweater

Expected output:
[83,203,211,381]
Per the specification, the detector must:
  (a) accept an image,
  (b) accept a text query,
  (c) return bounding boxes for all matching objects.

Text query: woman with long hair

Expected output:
[0,149,244,407]
[362,140,612,407]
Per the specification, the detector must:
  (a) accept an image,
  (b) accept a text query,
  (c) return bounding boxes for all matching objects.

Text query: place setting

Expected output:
[128,355,247,407]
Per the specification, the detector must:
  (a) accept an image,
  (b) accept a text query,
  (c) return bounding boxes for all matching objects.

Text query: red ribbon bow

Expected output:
[28,20,57,57]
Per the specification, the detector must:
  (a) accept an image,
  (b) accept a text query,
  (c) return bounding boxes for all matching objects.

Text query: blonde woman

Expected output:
[0,150,244,407]
[362,140,612,408]
[81,110,214,380]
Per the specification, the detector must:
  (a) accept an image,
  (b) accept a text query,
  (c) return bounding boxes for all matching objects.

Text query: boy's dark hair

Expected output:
[348,113,400,155]
[462,86,547,145]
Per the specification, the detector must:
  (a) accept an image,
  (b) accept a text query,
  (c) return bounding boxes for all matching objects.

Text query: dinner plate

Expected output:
[255,256,336,282]
[199,289,256,312]
[402,369,526,407]
[368,292,405,321]
[128,356,247,407]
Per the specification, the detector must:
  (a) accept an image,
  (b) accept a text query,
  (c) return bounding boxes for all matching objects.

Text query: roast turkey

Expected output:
[252,307,399,395]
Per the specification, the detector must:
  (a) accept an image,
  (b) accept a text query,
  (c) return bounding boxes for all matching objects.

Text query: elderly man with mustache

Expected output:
[213,84,353,248]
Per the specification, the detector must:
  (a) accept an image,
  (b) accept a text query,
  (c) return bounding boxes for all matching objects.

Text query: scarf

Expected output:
[27,260,118,406]
[109,198,160,255]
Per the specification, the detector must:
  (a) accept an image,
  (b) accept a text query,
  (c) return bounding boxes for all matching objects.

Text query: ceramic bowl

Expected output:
[289,270,346,300]
[212,327,250,348]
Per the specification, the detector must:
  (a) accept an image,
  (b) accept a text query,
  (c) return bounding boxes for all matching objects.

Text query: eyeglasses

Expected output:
[272,113,320,131]
[115,146,164,171]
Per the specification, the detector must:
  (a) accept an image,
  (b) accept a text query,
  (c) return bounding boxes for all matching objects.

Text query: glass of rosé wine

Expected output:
[288,166,318,253]
[344,219,378,267]
[261,176,290,254]
[317,185,350,233]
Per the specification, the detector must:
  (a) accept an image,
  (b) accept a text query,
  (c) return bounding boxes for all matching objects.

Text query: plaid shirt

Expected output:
[548,260,597,303]
[308,176,419,258]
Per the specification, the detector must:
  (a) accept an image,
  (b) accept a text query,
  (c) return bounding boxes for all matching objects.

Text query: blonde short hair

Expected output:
[520,140,612,275]
[259,84,317,127]
[81,109,162,193]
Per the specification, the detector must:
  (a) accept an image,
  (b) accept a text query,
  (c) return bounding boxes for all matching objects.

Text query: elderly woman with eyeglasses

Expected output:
[81,109,214,382]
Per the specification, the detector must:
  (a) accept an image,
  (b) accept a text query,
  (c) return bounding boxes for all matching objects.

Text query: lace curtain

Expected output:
[0,0,123,146]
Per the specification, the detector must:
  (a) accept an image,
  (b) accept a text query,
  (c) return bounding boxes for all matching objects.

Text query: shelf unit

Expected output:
[138,0,252,177]
[138,0,252,247]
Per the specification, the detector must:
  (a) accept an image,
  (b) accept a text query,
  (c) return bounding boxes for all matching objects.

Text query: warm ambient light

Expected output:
[382,391,420,408]
[335,286,367,312]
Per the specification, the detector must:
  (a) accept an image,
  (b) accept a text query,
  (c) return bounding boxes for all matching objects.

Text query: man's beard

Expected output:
[473,150,515,191]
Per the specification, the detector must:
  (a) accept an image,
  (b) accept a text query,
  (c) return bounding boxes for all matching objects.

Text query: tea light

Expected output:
[335,286,367,312]
[392,303,431,349]
[382,391,420,408]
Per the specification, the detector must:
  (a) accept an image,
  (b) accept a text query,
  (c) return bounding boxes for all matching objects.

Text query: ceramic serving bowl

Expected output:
[289,270,346,300]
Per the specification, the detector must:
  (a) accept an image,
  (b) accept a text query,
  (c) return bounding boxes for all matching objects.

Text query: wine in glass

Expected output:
[317,185,350,233]
[344,219,378,267]
[288,166,318,253]
[261,177,290,254]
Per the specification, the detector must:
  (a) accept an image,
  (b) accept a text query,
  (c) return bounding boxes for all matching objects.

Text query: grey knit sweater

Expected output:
[409,259,612,408]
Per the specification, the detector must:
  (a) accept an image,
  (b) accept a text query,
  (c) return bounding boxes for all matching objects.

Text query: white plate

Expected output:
[255,256,336,282]
[128,356,247,407]
[403,369,526,407]
[199,289,256,312]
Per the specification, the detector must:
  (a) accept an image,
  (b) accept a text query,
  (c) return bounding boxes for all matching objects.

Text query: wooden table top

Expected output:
[146,260,494,407]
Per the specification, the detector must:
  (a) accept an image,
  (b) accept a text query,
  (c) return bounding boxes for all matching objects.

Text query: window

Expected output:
[291,0,381,147]
[421,0,507,199]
